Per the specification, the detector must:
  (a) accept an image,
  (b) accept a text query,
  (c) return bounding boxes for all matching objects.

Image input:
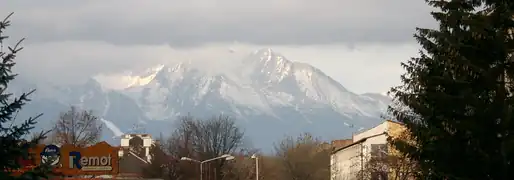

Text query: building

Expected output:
[119,134,155,162]
[117,134,157,179]
[330,120,408,180]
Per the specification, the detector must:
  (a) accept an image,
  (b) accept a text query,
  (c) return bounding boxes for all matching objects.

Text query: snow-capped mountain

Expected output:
[11,48,391,150]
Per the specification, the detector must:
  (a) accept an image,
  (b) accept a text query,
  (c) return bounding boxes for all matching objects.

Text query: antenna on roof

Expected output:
[343,122,357,140]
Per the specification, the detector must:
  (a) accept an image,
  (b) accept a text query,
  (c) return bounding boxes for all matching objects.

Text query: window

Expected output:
[371,144,387,158]
[370,144,388,180]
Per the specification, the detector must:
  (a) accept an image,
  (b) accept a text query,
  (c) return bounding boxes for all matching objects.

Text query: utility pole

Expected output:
[252,154,259,180]
[360,143,364,180]
[256,156,259,180]
[350,124,355,140]
[180,154,235,180]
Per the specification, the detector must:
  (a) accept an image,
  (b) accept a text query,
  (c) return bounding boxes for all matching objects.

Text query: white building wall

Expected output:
[143,137,152,161]
[353,122,388,160]
[143,138,152,147]
[120,138,130,147]
[332,121,391,180]
[362,134,387,156]
[353,122,388,142]
[331,143,362,180]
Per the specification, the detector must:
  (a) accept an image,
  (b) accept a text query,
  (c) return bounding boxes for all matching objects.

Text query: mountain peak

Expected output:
[254,48,276,56]
[245,48,291,70]
[255,48,286,62]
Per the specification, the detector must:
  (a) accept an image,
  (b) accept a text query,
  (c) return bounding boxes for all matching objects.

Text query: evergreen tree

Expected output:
[0,13,52,179]
[389,0,514,179]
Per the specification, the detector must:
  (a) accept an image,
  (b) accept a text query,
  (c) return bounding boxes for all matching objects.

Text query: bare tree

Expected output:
[161,114,246,180]
[160,115,201,180]
[274,133,330,180]
[220,148,258,180]
[222,149,283,180]
[52,106,102,147]
[358,152,418,180]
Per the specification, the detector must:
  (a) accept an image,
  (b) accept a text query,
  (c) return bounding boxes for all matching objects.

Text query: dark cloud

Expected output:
[1,0,436,46]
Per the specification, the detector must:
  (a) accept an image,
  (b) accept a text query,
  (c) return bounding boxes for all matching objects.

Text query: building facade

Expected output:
[119,134,155,162]
[330,120,408,180]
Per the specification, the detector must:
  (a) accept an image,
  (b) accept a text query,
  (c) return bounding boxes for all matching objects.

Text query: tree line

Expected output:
[141,115,331,180]
[31,104,333,180]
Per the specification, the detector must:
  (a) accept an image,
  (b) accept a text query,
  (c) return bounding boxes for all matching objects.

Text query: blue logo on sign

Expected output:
[40,145,61,166]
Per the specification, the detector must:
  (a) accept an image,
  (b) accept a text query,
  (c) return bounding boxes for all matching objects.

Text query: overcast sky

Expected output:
[0,0,435,93]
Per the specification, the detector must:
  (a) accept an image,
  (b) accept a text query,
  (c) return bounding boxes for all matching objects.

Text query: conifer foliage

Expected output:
[389,0,514,179]
[0,13,51,179]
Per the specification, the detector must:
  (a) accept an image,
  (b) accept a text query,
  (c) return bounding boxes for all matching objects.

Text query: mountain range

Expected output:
[11,48,391,151]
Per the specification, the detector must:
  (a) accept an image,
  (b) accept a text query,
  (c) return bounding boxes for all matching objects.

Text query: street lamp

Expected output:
[180,154,235,180]
[251,154,259,180]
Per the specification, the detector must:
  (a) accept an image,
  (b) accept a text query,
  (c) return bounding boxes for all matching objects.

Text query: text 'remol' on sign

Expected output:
[69,151,113,171]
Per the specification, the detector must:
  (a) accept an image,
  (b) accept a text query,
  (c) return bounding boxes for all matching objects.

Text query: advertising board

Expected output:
[11,141,119,176]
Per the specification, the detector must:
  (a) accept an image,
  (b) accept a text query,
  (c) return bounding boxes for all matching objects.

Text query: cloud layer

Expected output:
[1,0,435,93]
[2,0,434,46]
[14,41,416,93]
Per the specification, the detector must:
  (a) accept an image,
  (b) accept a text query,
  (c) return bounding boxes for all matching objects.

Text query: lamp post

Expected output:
[181,154,235,180]
[251,154,259,180]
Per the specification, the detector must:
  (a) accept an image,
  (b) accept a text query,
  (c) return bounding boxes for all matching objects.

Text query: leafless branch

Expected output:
[52,106,102,147]
[158,114,245,180]
[274,133,330,180]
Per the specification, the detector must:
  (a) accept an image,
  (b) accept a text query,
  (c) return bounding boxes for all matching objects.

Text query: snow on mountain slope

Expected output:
[124,65,165,88]
[120,48,388,124]
[100,118,123,137]
[93,65,165,90]
[9,77,155,145]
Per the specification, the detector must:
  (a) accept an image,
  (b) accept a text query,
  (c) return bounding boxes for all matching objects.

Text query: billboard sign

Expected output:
[12,141,119,176]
